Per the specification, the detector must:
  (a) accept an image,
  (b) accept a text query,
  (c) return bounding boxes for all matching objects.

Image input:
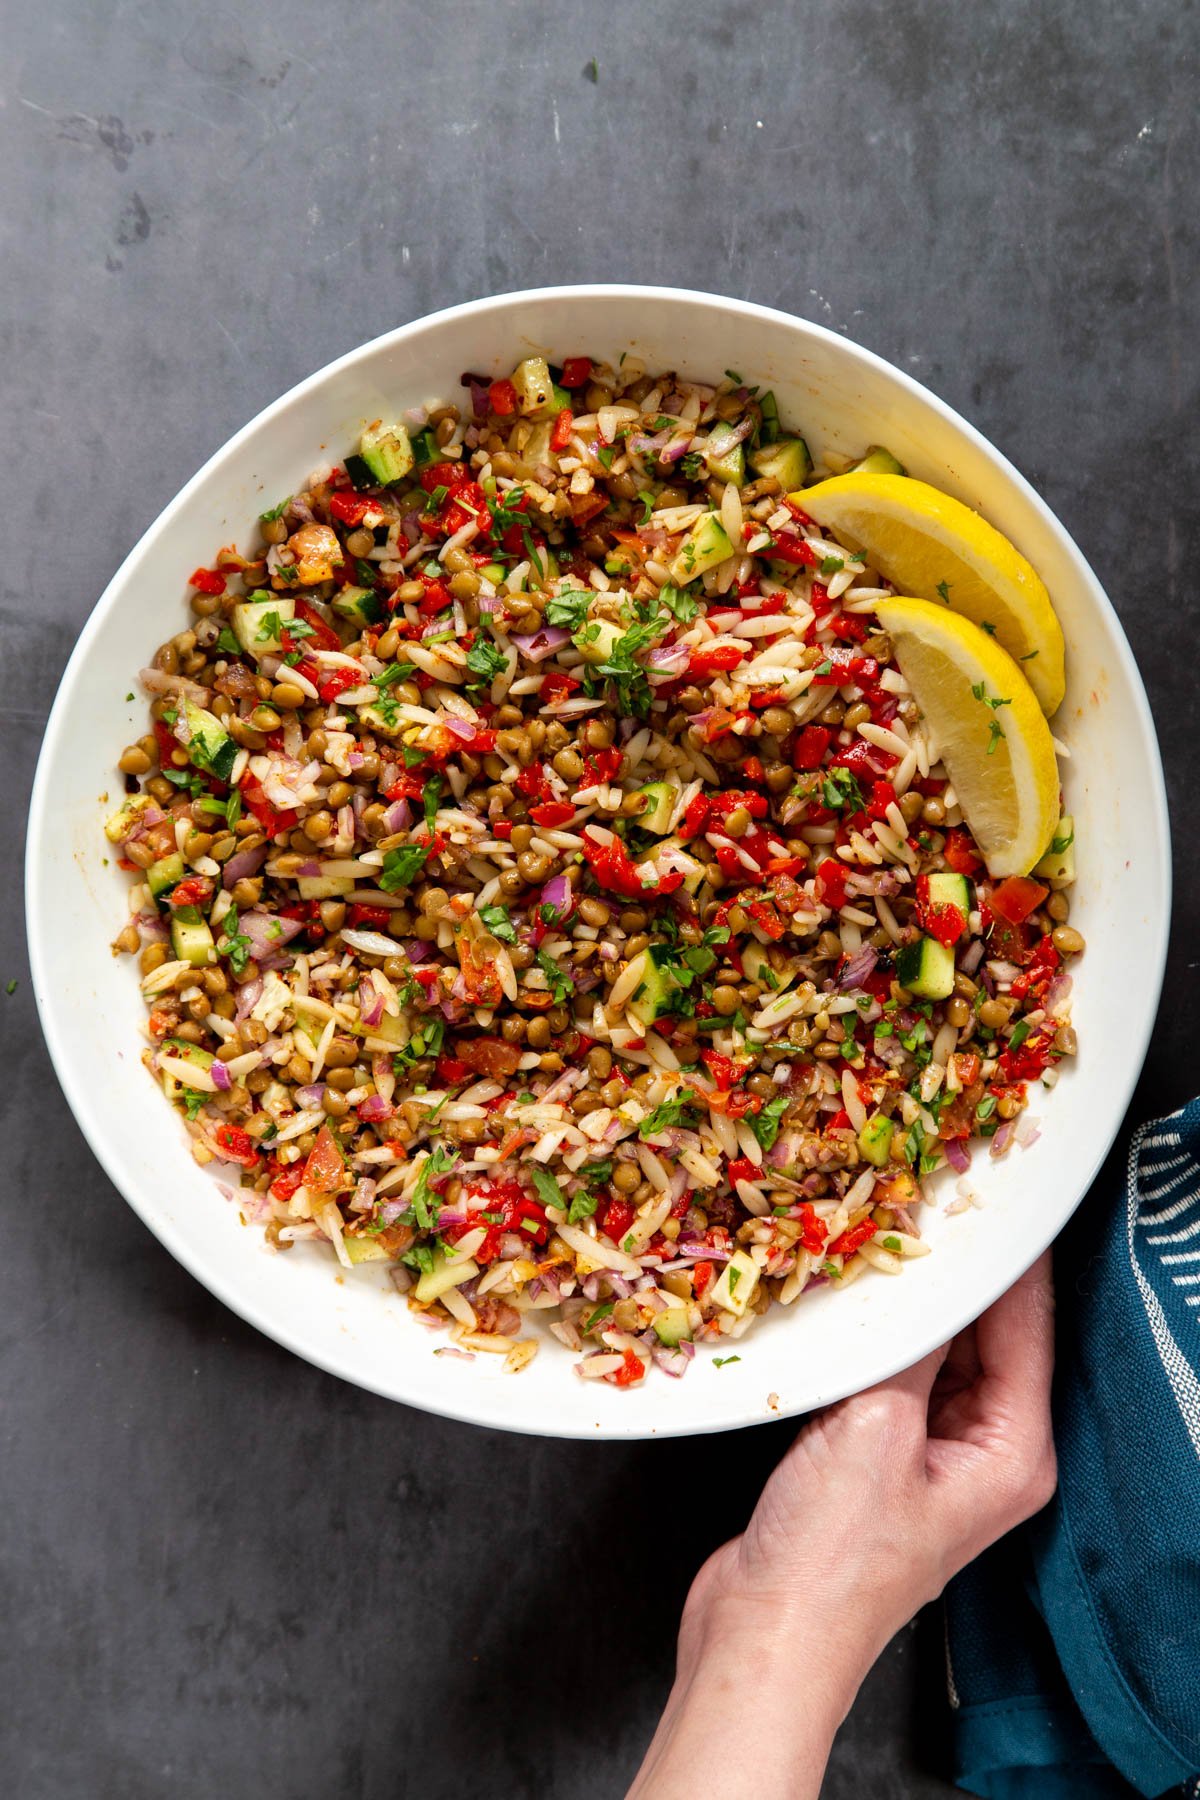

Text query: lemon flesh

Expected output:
[875,598,1061,878]
[795,473,1065,715]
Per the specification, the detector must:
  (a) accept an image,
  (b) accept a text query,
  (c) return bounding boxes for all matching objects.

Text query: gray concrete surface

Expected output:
[3,2,1197,1795]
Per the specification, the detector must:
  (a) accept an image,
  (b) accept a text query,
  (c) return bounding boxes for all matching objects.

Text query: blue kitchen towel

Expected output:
[945,1098,1200,1799]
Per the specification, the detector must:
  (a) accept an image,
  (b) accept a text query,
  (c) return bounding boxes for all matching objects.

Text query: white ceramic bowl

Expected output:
[27,286,1170,1439]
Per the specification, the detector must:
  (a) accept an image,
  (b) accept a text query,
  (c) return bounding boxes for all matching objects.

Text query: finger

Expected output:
[975,1249,1055,1439]
[833,1337,953,1443]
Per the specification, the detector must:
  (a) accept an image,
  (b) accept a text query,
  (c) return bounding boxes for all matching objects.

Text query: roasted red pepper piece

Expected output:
[188,567,226,594]
[559,356,593,388]
[943,828,984,875]
[790,724,833,771]
[488,378,518,415]
[329,490,374,527]
[990,876,1050,926]
[530,800,575,827]
[550,408,574,451]
[829,1218,878,1257]
[816,857,848,908]
[689,641,747,674]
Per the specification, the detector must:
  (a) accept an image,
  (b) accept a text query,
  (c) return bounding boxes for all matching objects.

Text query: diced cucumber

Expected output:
[521,418,555,467]
[147,853,185,901]
[170,906,216,968]
[232,594,295,657]
[183,701,238,783]
[635,781,679,834]
[414,1248,481,1304]
[653,1306,692,1347]
[409,428,438,469]
[668,511,733,583]
[1034,816,1075,882]
[926,871,971,915]
[104,793,154,843]
[358,1009,408,1047]
[649,837,706,896]
[702,423,746,487]
[160,1036,215,1103]
[749,436,812,490]
[357,702,404,738]
[573,617,625,665]
[297,874,357,901]
[758,390,781,445]
[895,934,956,1000]
[710,1248,759,1317]
[346,422,414,490]
[511,356,554,415]
[628,943,686,1028]
[331,585,382,630]
[857,1114,895,1168]
[847,445,907,476]
[344,1234,393,1265]
[479,562,507,585]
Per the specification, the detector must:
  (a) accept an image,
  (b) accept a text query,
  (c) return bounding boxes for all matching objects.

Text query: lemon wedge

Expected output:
[794,473,1065,715]
[875,598,1061,877]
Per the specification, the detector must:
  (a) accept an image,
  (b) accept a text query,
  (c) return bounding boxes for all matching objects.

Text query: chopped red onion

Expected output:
[468,381,489,421]
[403,939,435,965]
[296,1084,326,1107]
[238,912,306,959]
[358,975,384,1028]
[659,434,696,464]
[539,873,573,920]
[356,1094,394,1122]
[837,945,879,991]
[401,510,423,545]
[628,429,671,454]
[647,644,690,673]
[383,798,411,833]
[233,976,263,1021]
[402,404,429,430]
[221,844,268,890]
[944,1136,971,1174]
[209,1060,232,1092]
[958,938,985,975]
[443,714,477,741]
[512,625,570,662]
[990,1119,1018,1158]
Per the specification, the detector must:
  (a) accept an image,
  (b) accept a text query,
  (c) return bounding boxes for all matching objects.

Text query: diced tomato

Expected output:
[951,1052,981,1088]
[188,567,226,595]
[689,642,747,674]
[795,1203,829,1255]
[709,790,769,824]
[867,780,898,822]
[530,800,575,827]
[829,737,898,778]
[560,356,593,388]
[317,664,362,704]
[268,1163,306,1203]
[790,724,832,771]
[701,1051,752,1091]
[581,829,683,899]
[418,460,471,495]
[302,1123,345,1194]
[436,1054,471,1085]
[990,876,1050,926]
[166,876,212,910]
[550,408,574,451]
[456,1037,524,1079]
[515,761,554,801]
[329,490,373,527]
[540,670,582,704]
[811,650,879,689]
[816,857,848,908]
[239,773,299,836]
[1010,935,1061,1000]
[996,1030,1055,1085]
[415,576,454,616]
[582,746,622,786]
[988,914,1035,966]
[488,378,518,415]
[679,793,711,840]
[493,819,513,840]
[211,1123,261,1168]
[943,828,984,875]
[826,610,868,644]
[604,1198,635,1244]
[745,898,786,941]
[609,1347,646,1387]
[767,530,819,567]
[829,1218,879,1257]
[740,754,766,786]
[346,904,392,930]
[727,1156,759,1185]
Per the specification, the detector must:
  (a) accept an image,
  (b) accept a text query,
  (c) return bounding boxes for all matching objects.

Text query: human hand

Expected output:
[628,1252,1056,1799]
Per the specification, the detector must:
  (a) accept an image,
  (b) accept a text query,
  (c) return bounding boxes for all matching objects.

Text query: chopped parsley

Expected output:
[181,1087,206,1121]
[750,1092,789,1151]
[596,444,616,471]
[727,1266,741,1293]
[161,768,207,799]
[936,580,952,603]
[819,554,844,575]
[216,626,241,656]
[1008,1019,1031,1051]
[821,766,867,813]
[422,775,443,833]
[5,979,17,996]
[639,1093,700,1139]
[535,947,574,1005]
[713,1355,741,1368]
[1049,826,1075,855]
[218,905,253,977]
[980,620,997,636]
[636,489,656,525]
[880,1234,902,1252]
[401,1242,436,1277]
[479,904,517,943]
[376,660,417,687]
[259,496,291,523]
[407,1144,458,1232]
[379,843,432,891]
[545,589,592,630]
[584,55,599,82]
[657,582,699,623]
[530,1167,566,1212]
[391,1017,445,1077]
[466,634,507,686]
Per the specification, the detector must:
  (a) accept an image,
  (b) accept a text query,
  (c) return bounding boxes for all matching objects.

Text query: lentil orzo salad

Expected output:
[107,351,1081,1387]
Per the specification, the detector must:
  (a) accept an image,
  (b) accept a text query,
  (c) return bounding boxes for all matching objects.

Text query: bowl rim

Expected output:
[25,283,1173,1437]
